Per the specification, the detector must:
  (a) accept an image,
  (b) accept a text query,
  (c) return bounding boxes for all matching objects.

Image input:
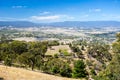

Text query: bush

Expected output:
[42,58,72,77]
[54,54,58,58]
[51,66,60,74]
[91,69,96,75]
[60,65,72,77]
[4,56,12,66]
[72,60,88,78]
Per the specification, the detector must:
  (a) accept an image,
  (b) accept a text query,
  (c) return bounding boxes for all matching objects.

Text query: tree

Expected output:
[0,43,9,53]
[4,55,12,66]
[71,46,80,53]
[72,60,87,78]
[42,58,72,77]
[48,40,59,46]
[18,48,46,70]
[0,34,8,42]
[116,33,120,41]
[44,58,64,74]
[81,45,85,50]
[76,50,83,58]
[60,65,72,77]
[10,41,28,55]
[17,42,47,70]
[54,53,59,58]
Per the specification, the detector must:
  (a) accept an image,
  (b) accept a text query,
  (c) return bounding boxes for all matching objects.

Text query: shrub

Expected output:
[72,60,88,78]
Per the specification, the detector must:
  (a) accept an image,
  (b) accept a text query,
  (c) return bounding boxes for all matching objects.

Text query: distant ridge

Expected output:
[0,21,36,27]
[0,21,120,28]
[48,21,120,27]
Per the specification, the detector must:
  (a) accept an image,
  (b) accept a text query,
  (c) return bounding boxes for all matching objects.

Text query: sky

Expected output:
[0,0,120,23]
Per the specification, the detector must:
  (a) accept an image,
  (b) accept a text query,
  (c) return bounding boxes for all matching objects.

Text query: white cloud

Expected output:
[12,6,27,8]
[30,15,60,20]
[89,8,101,12]
[30,15,74,22]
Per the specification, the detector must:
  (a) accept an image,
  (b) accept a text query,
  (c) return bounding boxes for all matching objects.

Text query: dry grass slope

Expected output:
[0,65,84,80]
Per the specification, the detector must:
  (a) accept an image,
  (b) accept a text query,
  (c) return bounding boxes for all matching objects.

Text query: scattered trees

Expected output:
[42,58,72,77]
[87,43,112,63]
[2,33,119,79]
[48,40,59,47]
[94,33,120,80]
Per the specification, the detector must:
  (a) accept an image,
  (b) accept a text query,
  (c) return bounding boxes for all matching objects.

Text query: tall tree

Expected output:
[72,60,87,78]
[17,42,47,70]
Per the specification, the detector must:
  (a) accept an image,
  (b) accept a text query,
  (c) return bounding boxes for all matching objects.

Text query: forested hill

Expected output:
[0,21,120,28]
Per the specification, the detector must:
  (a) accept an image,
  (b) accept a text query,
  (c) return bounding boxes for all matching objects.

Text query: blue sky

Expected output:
[0,0,120,23]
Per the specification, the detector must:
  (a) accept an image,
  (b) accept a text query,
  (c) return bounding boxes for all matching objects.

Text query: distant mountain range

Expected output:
[0,21,36,27]
[0,21,120,28]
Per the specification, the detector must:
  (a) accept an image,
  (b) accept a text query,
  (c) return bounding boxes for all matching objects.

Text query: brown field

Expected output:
[46,45,72,55]
[0,65,85,80]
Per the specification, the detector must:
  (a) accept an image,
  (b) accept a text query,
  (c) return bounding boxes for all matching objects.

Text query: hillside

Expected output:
[0,65,83,80]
